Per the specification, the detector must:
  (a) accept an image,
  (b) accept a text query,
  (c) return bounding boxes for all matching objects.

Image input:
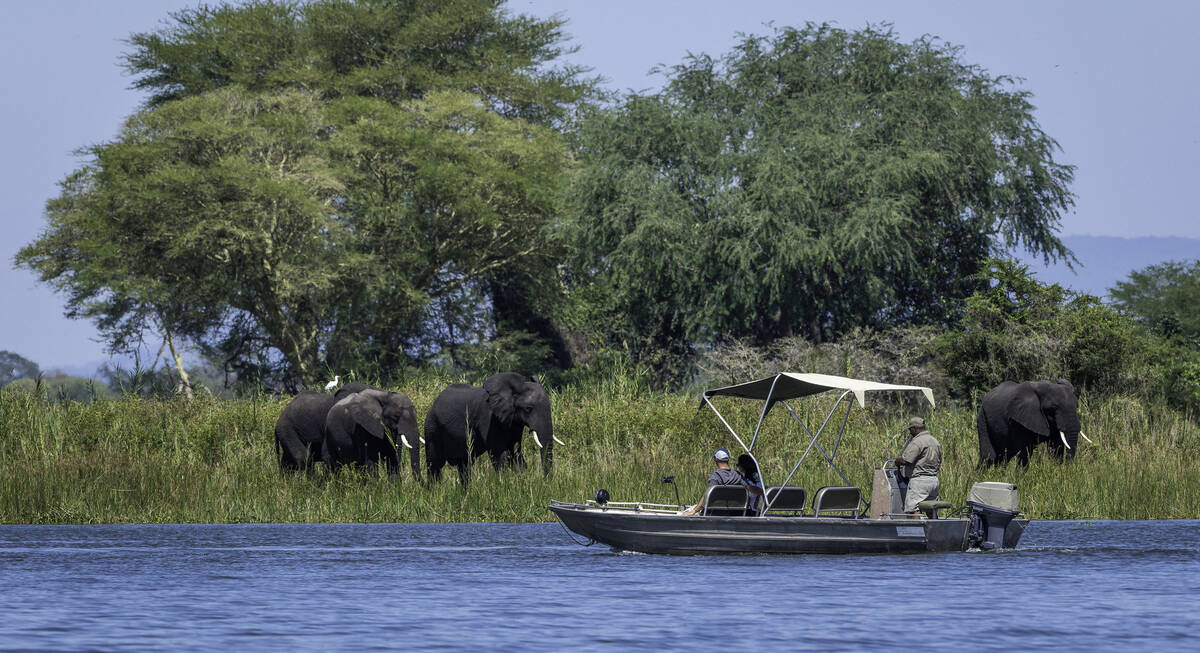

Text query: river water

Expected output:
[0,520,1197,652]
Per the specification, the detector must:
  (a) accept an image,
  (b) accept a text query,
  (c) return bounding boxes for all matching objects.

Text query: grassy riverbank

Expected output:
[2,375,1198,523]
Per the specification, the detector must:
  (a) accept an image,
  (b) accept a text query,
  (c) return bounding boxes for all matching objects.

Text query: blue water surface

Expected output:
[0,520,1197,652]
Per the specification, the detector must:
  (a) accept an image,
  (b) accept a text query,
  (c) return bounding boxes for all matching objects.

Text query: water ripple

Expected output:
[0,520,1198,651]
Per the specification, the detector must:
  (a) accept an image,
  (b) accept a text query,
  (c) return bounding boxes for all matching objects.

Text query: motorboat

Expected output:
[549,372,1028,555]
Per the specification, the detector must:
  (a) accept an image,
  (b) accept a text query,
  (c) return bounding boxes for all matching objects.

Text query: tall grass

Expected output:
[1,375,1197,524]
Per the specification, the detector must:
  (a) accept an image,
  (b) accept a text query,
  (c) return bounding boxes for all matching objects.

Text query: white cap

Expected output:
[713,448,730,462]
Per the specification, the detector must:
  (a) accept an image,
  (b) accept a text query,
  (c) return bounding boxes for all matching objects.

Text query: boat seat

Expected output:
[917,500,953,519]
[764,486,807,515]
[702,485,749,516]
[812,486,862,517]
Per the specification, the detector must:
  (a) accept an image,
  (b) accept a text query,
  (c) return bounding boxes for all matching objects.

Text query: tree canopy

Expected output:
[18,13,1089,391]
[1111,259,1200,349]
[559,24,1076,383]
[0,351,40,387]
[17,0,590,391]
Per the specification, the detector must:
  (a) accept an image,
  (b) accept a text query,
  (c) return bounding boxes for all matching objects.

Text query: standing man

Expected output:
[895,417,941,515]
[682,448,745,515]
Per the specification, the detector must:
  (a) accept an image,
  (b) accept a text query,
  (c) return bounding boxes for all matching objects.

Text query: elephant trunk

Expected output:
[405,427,422,482]
[529,417,555,476]
[392,410,421,482]
[1053,404,1082,461]
[1058,430,1079,461]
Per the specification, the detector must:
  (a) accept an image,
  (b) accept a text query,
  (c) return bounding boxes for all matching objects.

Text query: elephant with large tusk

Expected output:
[324,387,421,480]
[424,373,560,484]
[977,379,1089,466]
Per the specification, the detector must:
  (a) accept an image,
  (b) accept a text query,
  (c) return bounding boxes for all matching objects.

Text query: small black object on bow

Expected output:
[661,476,682,508]
[594,488,610,506]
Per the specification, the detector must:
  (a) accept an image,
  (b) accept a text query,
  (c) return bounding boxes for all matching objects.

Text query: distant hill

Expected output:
[1016,235,1200,299]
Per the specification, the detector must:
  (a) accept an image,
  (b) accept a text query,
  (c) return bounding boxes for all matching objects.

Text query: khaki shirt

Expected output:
[900,431,941,479]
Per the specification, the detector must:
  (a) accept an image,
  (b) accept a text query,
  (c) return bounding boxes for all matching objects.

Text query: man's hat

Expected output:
[712,448,730,462]
[908,416,926,429]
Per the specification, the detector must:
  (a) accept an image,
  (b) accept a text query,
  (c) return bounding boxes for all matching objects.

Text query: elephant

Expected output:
[324,386,421,480]
[274,381,369,472]
[977,379,1093,466]
[424,372,561,483]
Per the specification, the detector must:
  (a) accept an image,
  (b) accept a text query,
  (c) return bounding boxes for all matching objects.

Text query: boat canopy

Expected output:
[702,372,935,408]
[700,373,936,503]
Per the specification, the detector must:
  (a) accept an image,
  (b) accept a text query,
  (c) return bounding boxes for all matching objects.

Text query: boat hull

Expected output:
[550,503,1027,555]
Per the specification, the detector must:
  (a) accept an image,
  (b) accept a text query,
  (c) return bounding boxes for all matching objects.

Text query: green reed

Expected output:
[1,376,1198,524]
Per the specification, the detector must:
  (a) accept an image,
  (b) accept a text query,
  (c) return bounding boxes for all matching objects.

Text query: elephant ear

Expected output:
[348,395,388,440]
[483,374,517,425]
[1008,387,1050,437]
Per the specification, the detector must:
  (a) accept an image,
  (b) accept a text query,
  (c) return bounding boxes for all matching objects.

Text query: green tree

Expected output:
[320,90,570,373]
[937,259,1147,398]
[1110,259,1200,348]
[18,0,591,389]
[560,24,1075,384]
[19,89,351,392]
[0,351,40,387]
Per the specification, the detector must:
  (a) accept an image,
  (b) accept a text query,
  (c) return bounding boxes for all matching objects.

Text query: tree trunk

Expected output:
[488,279,573,369]
[165,329,194,400]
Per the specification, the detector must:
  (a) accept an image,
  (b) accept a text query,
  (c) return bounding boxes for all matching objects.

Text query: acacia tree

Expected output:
[18,89,351,391]
[560,24,1076,383]
[18,0,590,389]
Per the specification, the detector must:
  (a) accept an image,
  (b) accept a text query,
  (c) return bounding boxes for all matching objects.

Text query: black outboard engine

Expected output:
[966,482,1019,550]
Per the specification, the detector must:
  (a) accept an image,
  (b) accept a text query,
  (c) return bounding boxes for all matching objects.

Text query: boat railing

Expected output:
[565,499,683,514]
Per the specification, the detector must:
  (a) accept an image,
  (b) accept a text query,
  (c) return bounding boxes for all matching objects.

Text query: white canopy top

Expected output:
[702,372,935,408]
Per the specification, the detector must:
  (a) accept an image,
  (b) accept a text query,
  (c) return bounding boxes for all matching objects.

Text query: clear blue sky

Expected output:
[3,0,1198,371]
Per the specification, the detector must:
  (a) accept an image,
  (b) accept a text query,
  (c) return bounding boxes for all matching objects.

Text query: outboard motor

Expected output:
[966,482,1019,550]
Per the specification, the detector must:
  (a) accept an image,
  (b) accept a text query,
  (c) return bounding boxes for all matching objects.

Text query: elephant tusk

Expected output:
[553,435,565,446]
[419,436,425,445]
[531,430,543,449]
[1079,431,1094,444]
[400,435,413,450]
[1059,431,1072,450]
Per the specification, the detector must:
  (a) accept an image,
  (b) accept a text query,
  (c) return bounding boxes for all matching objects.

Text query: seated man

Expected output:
[682,448,746,515]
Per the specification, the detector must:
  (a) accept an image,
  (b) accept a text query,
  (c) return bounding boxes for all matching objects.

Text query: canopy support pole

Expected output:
[828,399,853,461]
[749,374,781,452]
[774,390,855,494]
[702,395,751,455]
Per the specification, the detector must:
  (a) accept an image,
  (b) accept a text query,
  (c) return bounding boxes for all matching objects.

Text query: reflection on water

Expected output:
[0,521,1198,651]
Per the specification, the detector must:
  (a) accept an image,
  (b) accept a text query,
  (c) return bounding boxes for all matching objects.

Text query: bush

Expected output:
[936,259,1157,401]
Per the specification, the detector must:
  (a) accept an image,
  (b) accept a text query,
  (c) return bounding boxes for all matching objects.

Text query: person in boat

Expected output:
[894,416,942,515]
[681,448,745,515]
[737,453,765,515]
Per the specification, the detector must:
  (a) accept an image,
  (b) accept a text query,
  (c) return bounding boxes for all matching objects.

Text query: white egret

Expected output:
[324,375,340,391]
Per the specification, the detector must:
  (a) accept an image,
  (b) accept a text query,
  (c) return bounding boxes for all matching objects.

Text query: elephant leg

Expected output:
[427,446,448,482]
[324,441,343,474]
[276,432,310,472]
[456,460,471,487]
[384,448,399,481]
[429,460,445,481]
[976,410,997,467]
